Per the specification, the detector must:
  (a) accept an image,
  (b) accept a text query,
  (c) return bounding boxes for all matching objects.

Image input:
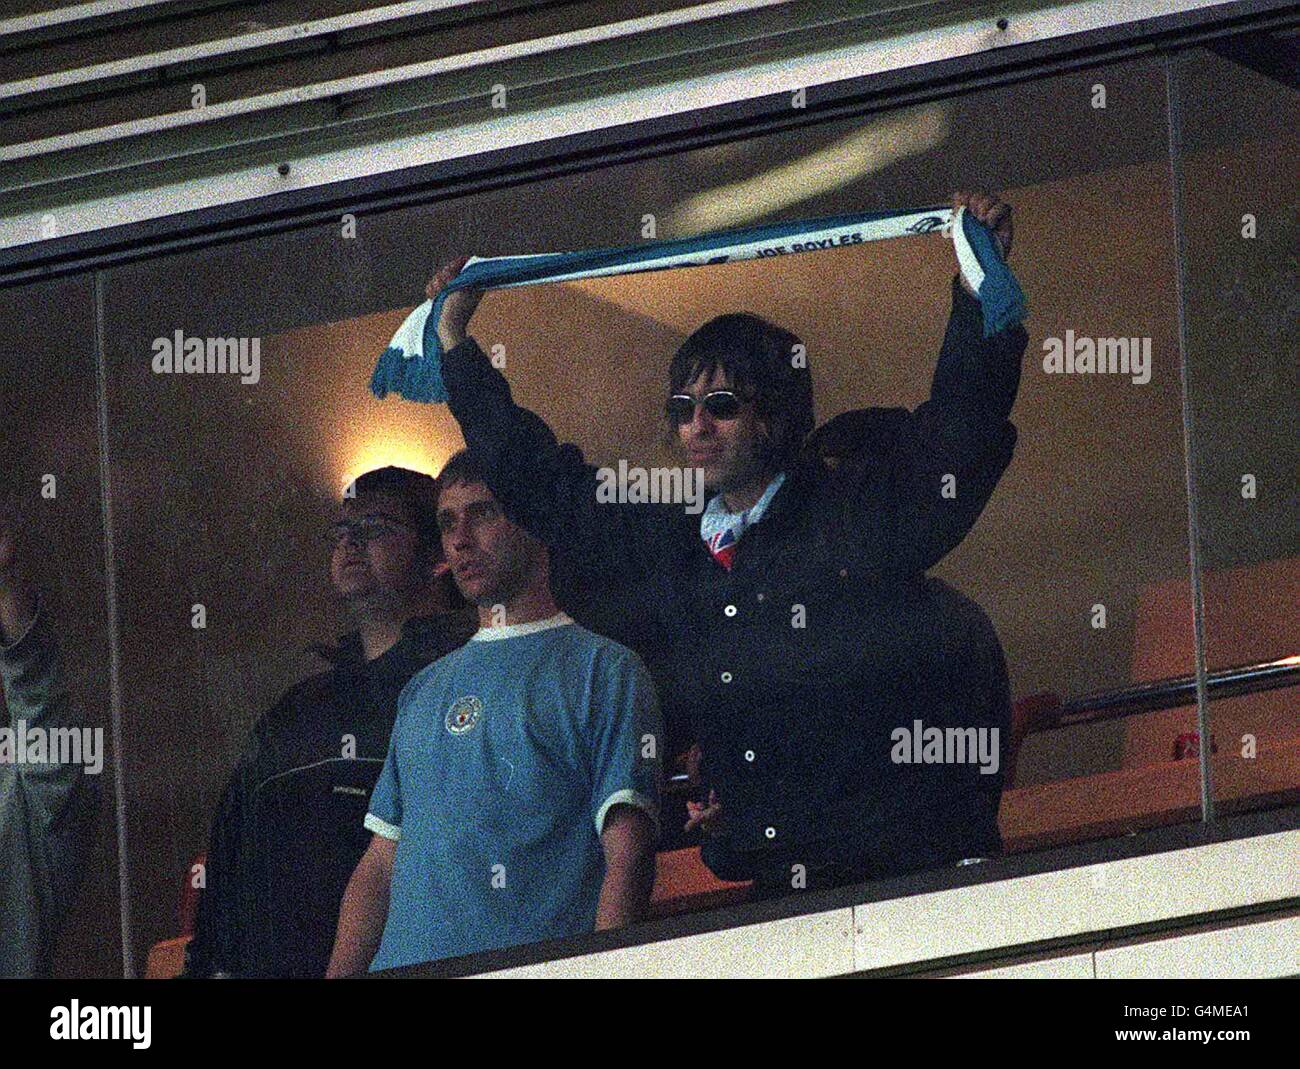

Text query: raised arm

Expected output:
[432,259,676,586]
[879,192,1028,575]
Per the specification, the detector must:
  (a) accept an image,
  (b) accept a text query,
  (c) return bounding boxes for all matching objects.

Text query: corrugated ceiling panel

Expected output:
[0,1,977,211]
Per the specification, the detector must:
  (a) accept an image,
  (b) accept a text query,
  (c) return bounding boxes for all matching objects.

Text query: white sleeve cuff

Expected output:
[594,789,659,839]
[364,812,401,841]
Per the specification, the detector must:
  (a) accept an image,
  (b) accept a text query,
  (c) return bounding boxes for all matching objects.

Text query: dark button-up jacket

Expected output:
[442,276,1026,882]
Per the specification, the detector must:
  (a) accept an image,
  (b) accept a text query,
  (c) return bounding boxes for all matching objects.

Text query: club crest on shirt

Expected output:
[445,696,483,736]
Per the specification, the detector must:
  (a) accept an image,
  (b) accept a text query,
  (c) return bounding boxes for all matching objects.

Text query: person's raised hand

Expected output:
[953,190,1012,259]
[426,256,485,350]
[952,190,1013,297]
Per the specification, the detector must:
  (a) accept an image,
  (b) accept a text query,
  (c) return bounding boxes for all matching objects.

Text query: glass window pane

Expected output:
[0,276,123,977]
[98,53,1209,975]
[1172,37,1300,821]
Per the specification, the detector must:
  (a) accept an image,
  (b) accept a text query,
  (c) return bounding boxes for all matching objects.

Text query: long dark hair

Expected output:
[668,312,814,470]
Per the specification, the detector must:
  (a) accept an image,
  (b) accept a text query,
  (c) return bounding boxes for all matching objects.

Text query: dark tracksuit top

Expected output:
[185,611,475,978]
[441,276,1028,884]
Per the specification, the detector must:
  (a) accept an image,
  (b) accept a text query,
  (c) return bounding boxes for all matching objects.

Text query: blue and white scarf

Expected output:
[370,205,1025,403]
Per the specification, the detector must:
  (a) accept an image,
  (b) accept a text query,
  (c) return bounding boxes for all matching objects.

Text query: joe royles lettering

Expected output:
[756,231,865,257]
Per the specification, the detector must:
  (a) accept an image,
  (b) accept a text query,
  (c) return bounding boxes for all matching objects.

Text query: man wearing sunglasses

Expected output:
[426,190,1025,898]
[185,466,476,977]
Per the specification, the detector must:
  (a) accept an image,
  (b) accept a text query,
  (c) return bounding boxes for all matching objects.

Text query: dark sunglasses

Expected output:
[665,390,745,427]
[328,514,417,546]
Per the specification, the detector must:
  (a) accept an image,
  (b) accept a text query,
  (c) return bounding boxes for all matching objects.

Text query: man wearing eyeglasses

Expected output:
[426,191,1025,898]
[327,451,660,975]
[185,467,475,977]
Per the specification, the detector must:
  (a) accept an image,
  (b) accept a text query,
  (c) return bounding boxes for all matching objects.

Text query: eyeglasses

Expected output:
[328,514,417,546]
[665,390,745,427]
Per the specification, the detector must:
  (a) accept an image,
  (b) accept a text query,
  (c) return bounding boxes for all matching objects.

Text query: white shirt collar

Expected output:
[700,470,788,542]
[469,611,574,642]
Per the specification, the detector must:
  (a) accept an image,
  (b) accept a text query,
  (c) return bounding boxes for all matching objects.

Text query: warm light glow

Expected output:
[663,105,950,234]
[338,436,448,496]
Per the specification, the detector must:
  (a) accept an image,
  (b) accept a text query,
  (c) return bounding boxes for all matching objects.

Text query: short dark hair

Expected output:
[668,312,814,470]
[348,466,440,552]
[435,449,491,499]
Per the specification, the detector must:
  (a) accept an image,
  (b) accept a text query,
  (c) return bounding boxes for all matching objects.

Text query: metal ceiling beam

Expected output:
[0,0,226,40]
[0,0,803,162]
[1,0,1294,267]
[0,1,492,101]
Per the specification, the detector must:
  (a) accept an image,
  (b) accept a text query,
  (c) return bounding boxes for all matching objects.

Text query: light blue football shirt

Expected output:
[365,612,661,970]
